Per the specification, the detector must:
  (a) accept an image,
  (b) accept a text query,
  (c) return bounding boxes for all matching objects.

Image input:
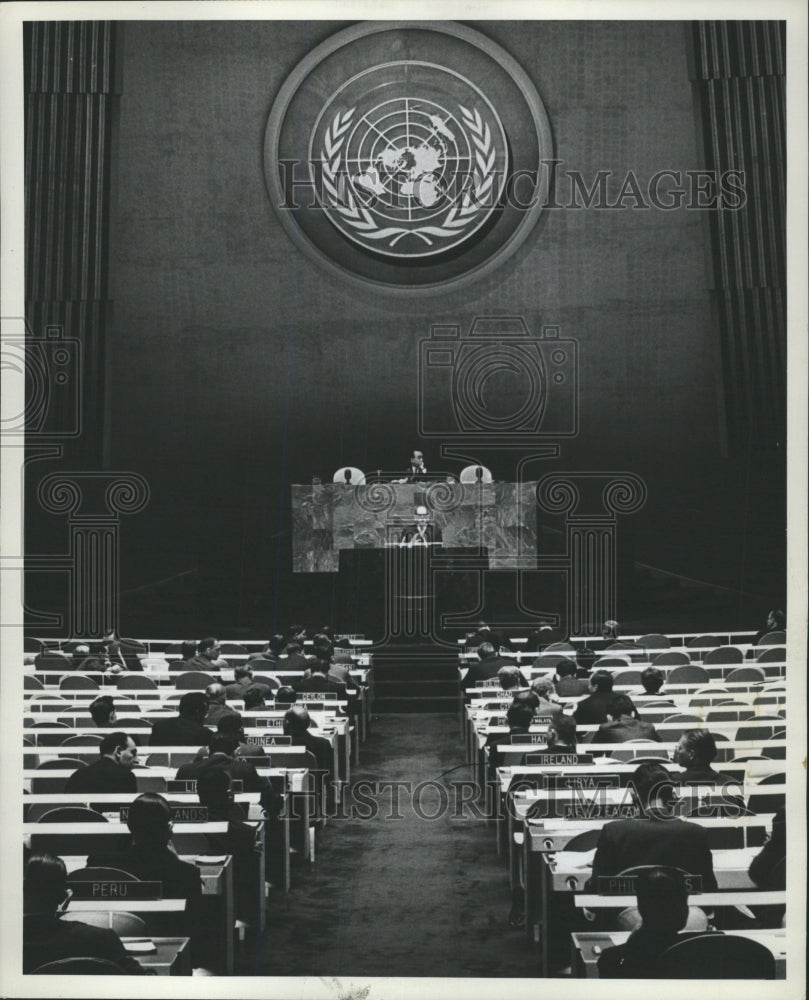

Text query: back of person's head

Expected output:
[507,701,535,730]
[531,676,556,700]
[549,714,577,748]
[180,640,197,659]
[178,691,208,721]
[310,657,329,675]
[312,634,333,659]
[24,853,69,915]
[205,682,226,704]
[590,670,614,693]
[89,695,115,726]
[606,693,637,720]
[269,634,285,654]
[73,643,90,658]
[217,711,244,738]
[287,624,305,639]
[635,867,689,935]
[274,685,297,706]
[243,684,267,710]
[284,706,311,734]
[284,641,303,656]
[209,734,238,756]
[632,763,677,812]
[498,666,522,690]
[477,642,496,660]
[196,767,231,810]
[555,657,576,678]
[199,637,219,655]
[602,619,620,639]
[680,728,717,765]
[766,609,786,629]
[127,793,172,846]
[512,689,540,711]
[99,731,130,757]
[641,667,664,694]
[234,664,252,681]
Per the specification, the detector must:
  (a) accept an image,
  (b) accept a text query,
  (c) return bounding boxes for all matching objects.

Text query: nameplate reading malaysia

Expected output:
[523,752,594,766]
[247,733,295,746]
[120,806,208,823]
[166,779,243,793]
[563,803,641,819]
[596,874,703,895]
[69,881,163,900]
[543,773,621,790]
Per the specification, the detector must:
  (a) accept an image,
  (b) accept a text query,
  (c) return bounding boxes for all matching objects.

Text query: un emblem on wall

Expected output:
[312,74,508,257]
[265,23,552,292]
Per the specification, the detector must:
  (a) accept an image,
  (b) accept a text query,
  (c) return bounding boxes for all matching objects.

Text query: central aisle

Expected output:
[242,713,540,978]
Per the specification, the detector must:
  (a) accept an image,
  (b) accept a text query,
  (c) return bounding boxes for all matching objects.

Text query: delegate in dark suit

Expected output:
[594,717,661,744]
[461,647,515,692]
[64,755,137,795]
[150,715,214,747]
[24,916,152,974]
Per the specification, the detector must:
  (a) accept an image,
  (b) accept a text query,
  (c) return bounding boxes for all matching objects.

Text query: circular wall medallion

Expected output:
[265,22,553,293]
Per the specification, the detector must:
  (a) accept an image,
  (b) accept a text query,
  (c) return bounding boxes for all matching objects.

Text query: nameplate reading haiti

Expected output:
[120,806,208,823]
[563,803,641,819]
[506,733,549,744]
[524,753,595,766]
[543,773,622,790]
[69,881,163,901]
[596,875,703,895]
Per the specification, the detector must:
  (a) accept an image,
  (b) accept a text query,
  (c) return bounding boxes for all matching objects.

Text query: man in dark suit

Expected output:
[594,693,661,744]
[283,706,333,777]
[293,657,350,702]
[587,763,717,890]
[183,636,228,673]
[277,641,311,672]
[461,642,515,692]
[149,691,214,747]
[169,639,199,671]
[483,701,534,770]
[597,867,691,978]
[672,729,724,782]
[399,505,443,546]
[225,664,277,699]
[554,658,591,697]
[64,732,138,795]
[545,713,578,753]
[87,792,203,898]
[88,695,118,727]
[175,734,269,797]
[529,676,564,722]
[204,682,237,726]
[23,853,153,975]
[574,670,634,725]
[465,621,511,652]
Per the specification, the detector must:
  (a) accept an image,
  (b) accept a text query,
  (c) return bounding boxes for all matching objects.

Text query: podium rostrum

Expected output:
[291,482,536,573]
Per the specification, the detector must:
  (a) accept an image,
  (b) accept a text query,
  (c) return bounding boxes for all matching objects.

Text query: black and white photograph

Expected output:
[1,1,805,998]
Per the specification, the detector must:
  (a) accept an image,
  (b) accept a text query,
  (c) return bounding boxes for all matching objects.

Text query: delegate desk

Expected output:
[40,848,234,973]
[570,928,786,979]
[522,815,776,975]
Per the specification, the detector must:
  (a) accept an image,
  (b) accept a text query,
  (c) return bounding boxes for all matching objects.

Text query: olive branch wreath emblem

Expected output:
[320,105,497,249]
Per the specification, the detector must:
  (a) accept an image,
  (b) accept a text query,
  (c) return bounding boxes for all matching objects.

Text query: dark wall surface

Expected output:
[91,20,784,633]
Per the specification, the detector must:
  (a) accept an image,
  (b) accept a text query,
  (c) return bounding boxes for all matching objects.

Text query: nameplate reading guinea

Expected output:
[523,753,595,766]
[69,881,163,900]
[596,874,703,895]
[247,733,292,746]
[563,803,641,819]
[120,805,208,823]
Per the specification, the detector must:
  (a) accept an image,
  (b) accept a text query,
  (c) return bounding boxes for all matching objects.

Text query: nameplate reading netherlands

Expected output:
[120,805,208,823]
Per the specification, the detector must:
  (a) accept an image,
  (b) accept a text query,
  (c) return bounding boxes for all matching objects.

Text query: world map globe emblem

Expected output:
[309,65,510,259]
